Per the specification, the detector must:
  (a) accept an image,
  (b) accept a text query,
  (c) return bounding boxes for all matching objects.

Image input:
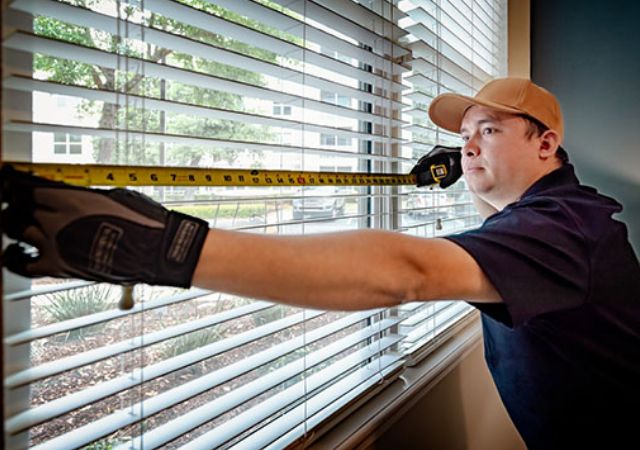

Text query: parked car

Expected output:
[406,191,453,221]
[292,186,345,219]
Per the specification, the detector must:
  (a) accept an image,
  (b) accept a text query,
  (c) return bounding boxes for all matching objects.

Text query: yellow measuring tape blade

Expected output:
[5,162,417,187]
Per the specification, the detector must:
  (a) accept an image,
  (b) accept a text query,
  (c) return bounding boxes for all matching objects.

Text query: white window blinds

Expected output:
[397,0,507,364]
[1,0,507,448]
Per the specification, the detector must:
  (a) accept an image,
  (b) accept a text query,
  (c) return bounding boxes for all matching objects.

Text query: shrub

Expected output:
[82,440,117,450]
[42,285,118,340]
[158,327,222,360]
[171,203,267,219]
[251,305,286,327]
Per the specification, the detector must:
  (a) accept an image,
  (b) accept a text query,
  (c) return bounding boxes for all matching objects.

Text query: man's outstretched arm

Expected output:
[2,167,500,310]
[192,228,500,310]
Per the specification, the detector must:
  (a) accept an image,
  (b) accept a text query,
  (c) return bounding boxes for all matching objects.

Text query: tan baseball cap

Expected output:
[428,77,564,142]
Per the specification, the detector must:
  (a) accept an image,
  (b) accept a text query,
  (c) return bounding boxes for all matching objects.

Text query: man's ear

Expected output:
[538,130,561,160]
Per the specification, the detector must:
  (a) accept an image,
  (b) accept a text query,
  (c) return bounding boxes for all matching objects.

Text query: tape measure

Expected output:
[4,162,420,187]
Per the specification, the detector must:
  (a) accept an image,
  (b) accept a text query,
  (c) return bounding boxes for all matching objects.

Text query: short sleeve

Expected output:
[445,197,590,327]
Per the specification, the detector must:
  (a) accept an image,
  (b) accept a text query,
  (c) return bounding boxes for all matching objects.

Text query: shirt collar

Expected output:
[520,163,579,200]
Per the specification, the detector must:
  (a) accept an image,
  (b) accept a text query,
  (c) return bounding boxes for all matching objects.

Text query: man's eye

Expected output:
[461,135,469,142]
[482,127,495,135]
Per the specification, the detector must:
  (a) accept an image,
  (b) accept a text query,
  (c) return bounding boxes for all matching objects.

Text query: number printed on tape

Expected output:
[4,162,417,187]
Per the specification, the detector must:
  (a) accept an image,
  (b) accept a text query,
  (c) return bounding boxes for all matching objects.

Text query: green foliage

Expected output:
[42,285,117,339]
[252,305,286,327]
[82,440,116,450]
[33,0,287,165]
[159,327,221,359]
[171,203,267,219]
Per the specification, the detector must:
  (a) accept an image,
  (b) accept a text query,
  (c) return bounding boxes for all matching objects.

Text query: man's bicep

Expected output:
[414,238,501,303]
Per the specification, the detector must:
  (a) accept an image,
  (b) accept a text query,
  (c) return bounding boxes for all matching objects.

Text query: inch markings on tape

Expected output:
[5,163,417,187]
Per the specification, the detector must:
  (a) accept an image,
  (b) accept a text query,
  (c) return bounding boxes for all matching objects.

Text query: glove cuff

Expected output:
[157,211,209,288]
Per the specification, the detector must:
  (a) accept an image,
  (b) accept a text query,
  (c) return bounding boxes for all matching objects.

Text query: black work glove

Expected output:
[410,145,462,189]
[1,167,209,288]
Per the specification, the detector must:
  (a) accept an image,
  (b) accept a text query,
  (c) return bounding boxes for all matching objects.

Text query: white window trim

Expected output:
[53,132,82,154]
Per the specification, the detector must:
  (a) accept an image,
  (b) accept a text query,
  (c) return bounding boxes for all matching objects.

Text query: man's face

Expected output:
[459,106,542,205]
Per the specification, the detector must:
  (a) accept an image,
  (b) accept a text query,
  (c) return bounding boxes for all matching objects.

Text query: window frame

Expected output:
[0,0,511,447]
[53,132,82,155]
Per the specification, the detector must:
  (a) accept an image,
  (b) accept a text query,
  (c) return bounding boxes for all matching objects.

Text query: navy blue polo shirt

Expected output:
[445,164,640,449]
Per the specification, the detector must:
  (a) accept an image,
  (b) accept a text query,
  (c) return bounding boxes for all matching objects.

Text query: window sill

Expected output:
[289,311,482,450]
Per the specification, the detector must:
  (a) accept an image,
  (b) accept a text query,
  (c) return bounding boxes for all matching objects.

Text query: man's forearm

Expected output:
[192,228,424,310]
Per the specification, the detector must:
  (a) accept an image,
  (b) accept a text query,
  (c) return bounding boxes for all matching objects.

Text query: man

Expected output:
[3,78,639,449]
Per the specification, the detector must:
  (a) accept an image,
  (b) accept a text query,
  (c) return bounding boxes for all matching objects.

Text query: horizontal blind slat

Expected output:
[400,301,459,327]
[404,89,434,105]
[411,57,486,93]
[5,75,401,144]
[443,0,499,43]
[30,331,401,449]
[403,303,473,345]
[233,356,404,450]
[6,301,283,388]
[149,0,409,89]
[2,0,508,447]
[3,280,95,302]
[116,328,402,449]
[403,313,474,353]
[409,39,492,82]
[6,310,387,434]
[5,121,409,160]
[4,32,405,125]
[313,0,409,41]
[152,0,409,77]
[174,343,403,450]
[403,9,499,73]
[9,0,406,107]
[269,0,409,57]
[439,3,497,57]
[407,0,501,45]
[183,351,403,450]
[5,288,212,345]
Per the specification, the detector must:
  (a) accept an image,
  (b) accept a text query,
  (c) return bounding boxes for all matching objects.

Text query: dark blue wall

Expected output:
[530,0,640,251]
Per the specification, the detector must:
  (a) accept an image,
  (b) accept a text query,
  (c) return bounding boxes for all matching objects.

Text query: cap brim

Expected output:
[428,93,524,134]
